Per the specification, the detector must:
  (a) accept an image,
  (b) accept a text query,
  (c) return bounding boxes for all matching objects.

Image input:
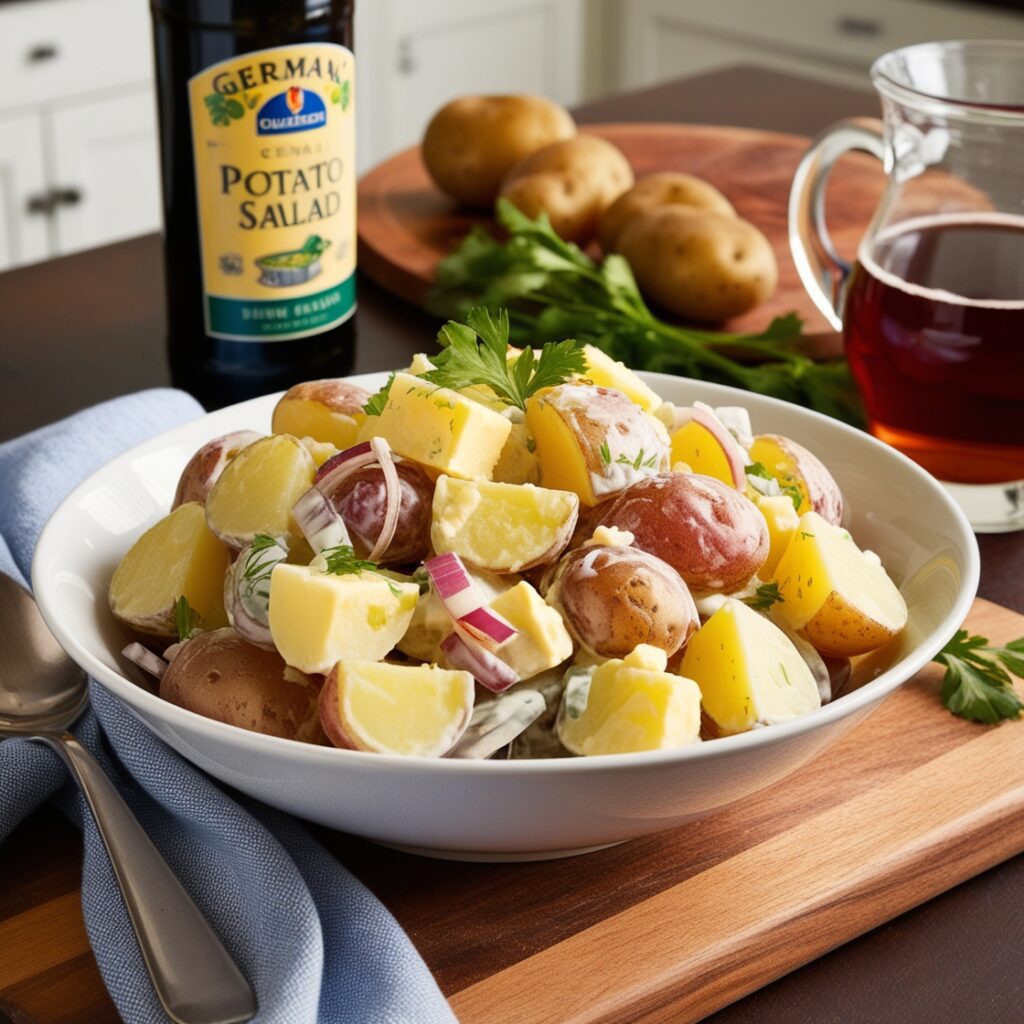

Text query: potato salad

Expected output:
[110,312,908,759]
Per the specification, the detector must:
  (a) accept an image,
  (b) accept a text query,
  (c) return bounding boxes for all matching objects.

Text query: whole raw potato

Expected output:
[499,135,635,244]
[159,628,325,743]
[599,172,736,253]
[422,95,576,207]
[592,473,769,592]
[618,208,778,322]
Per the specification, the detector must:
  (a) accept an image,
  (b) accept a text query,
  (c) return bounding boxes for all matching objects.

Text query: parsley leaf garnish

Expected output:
[174,596,200,642]
[934,630,1024,724]
[599,440,611,465]
[320,544,403,597]
[363,372,395,416]
[743,582,784,611]
[745,461,773,481]
[421,306,587,411]
[744,460,802,510]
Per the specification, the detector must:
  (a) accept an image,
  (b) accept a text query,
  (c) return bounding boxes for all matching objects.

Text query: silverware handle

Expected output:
[36,734,256,1024]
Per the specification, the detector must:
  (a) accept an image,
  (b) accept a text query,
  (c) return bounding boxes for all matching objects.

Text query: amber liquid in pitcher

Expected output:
[844,214,1024,484]
[151,0,357,409]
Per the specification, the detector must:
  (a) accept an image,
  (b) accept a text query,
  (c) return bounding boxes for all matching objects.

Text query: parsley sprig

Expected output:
[363,372,395,416]
[429,200,863,425]
[934,630,1024,724]
[420,306,587,412]
[174,596,200,642]
[743,582,785,612]
[745,461,802,511]
[320,544,403,597]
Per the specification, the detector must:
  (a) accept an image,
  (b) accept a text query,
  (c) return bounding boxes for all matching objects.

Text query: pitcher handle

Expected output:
[788,117,887,331]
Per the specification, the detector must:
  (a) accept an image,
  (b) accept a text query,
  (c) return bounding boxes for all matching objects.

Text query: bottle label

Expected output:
[188,44,356,342]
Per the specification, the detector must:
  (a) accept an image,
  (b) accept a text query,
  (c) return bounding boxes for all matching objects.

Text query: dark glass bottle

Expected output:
[151,0,357,409]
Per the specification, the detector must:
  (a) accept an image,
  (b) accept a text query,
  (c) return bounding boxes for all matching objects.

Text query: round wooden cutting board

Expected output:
[356,122,887,337]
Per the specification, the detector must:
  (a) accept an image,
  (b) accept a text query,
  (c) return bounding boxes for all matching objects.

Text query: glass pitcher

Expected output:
[789,40,1024,532]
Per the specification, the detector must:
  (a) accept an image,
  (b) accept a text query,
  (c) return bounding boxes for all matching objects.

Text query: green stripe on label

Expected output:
[207,273,356,341]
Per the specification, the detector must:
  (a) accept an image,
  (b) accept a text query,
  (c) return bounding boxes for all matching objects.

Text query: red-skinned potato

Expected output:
[592,474,769,591]
[271,380,370,451]
[329,461,436,566]
[159,628,325,742]
[172,431,263,509]
[748,434,844,525]
[546,544,698,659]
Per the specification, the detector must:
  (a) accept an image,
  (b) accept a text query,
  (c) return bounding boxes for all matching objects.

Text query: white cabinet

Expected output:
[356,0,583,167]
[0,0,159,268]
[48,92,162,256]
[0,114,50,271]
[621,0,1024,92]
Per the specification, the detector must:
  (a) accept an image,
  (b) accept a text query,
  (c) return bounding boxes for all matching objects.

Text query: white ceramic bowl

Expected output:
[32,374,979,861]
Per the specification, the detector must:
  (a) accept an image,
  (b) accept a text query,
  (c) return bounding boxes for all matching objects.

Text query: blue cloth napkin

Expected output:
[0,390,458,1024]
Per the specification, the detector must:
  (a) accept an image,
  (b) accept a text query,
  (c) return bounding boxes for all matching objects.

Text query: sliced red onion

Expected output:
[314,441,377,495]
[424,552,519,647]
[227,537,288,650]
[456,604,517,649]
[441,631,519,693]
[122,642,168,680]
[367,437,400,562]
[448,689,545,759]
[690,402,748,489]
[292,485,352,554]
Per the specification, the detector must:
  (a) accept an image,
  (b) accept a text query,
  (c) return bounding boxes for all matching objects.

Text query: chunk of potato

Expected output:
[489,581,574,680]
[205,434,316,548]
[271,380,369,451]
[160,628,324,742]
[431,475,578,573]
[679,598,821,734]
[109,502,229,636]
[548,543,698,659]
[558,644,702,755]
[668,407,746,489]
[172,430,263,509]
[748,434,843,525]
[599,171,735,253]
[525,384,669,507]
[591,473,769,591]
[579,345,662,413]
[771,512,908,657]
[320,660,474,756]
[757,494,801,578]
[268,562,419,675]
[492,422,541,485]
[422,95,576,208]
[356,372,511,480]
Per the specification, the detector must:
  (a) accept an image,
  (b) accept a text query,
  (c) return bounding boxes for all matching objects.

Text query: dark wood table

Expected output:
[1,66,1022,1023]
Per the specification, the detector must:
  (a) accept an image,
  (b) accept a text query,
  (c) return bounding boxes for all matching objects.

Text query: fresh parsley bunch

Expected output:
[429,200,863,426]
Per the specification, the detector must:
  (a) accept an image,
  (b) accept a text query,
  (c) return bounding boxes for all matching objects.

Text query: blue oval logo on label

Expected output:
[257,87,327,135]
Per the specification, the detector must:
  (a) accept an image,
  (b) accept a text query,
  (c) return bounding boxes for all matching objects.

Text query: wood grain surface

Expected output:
[356,122,890,337]
[4,597,1020,1024]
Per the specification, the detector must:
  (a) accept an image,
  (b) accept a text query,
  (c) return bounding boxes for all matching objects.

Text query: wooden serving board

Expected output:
[356,122,889,336]
[2,598,1022,1024]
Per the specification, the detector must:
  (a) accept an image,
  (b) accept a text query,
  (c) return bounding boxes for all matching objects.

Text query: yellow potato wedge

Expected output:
[679,598,821,734]
[271,379,369,450]
[205,434,316,548]
[431,475,579,573]
[109,502,229,636]
[771,512,908,657]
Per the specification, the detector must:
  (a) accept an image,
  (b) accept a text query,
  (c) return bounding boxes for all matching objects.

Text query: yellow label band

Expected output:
[188,44,356,342]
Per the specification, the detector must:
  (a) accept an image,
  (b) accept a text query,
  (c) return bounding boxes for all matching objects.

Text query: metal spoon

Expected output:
[0,574,256,1024]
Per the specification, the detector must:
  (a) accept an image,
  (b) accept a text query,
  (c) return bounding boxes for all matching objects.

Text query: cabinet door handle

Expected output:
[53,187,83,207]
[26,188,83,215]
[27,43,59,63]
[836,15,882,37]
